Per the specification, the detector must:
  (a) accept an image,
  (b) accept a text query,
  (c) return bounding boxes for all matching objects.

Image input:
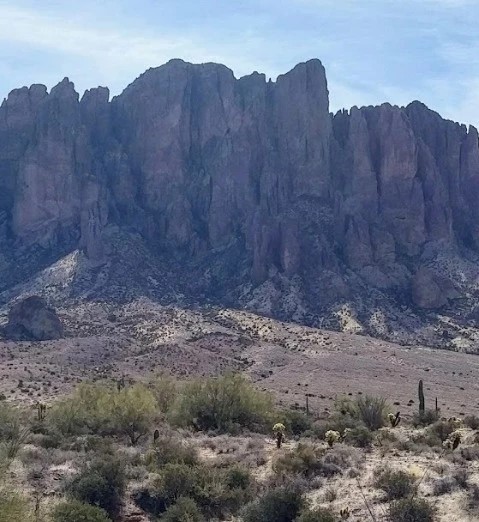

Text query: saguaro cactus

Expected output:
[36,402,46,421]
[418,380,425,415]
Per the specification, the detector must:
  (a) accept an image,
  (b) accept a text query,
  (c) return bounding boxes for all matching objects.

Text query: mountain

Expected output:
[1,58,479,349]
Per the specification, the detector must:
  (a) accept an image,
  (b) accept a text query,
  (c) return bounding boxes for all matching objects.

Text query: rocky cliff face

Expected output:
[1,59,479,346]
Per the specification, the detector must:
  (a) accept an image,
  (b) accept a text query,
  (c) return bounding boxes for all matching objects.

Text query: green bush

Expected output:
[50,383,157,444]
[49,384,108,436]
[67,456,126,518]
[108,384,157,444]
[389,498,436,522]
[161,497,205,522]
[145,436,198,469]
[134,461,255,519]
[375,469,415,500]
[343,426,373,448]
[51,500,111,522]
[296,507,336,522]
[282,410,313,436]
[151,375,178,414]
[0,491,32,522]
[170,374,273,433]
[242,487,305,522]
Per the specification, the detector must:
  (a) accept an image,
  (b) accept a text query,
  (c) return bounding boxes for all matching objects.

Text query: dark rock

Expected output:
[5,296,64,341]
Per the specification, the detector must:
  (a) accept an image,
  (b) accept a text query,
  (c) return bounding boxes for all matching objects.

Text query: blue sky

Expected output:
[1,0,478,126]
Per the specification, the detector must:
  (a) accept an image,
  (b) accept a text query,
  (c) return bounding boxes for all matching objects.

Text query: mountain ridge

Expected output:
[2,58,479,349]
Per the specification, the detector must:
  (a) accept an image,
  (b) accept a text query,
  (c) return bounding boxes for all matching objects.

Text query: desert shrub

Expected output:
[66,456,126,518]
[432,476,455,496]
[161,497,205,522]
[389,498,435,522]
[50,383,157,443]
[225,465,253,490]
[453,468,469,489]
[145,436,198,469]
[461,446,479,461]
[150,463,196,509]
[0,403,29,460]
[134,462,255,519]
[412,409,439,427]
[428,420,455,442]
[321,445,358,473]
[170,374,273,433]
[343,426,373,448]
[323,486,337,502]
[332,395,388,432]
[468,484,479,511]
[0,403,21,441]
[49,384,109,436]
[273,443,326,478]
[272,444,355,481]
[150,375,178,414]
[107,384,157,445]
[282,410,313,436]
[355,395,388,431]
[0,491,32,522]
[374,468,415,500]
[51,500,111,522]
[296,507,336,522]
[464,415,479,430]
[314,414,364,439]
[242,487,305,522]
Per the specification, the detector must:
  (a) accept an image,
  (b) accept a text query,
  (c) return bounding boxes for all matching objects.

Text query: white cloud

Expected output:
[0,4,278,95]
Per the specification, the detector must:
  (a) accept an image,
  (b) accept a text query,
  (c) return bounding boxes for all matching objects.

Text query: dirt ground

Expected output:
[0,298,478,421]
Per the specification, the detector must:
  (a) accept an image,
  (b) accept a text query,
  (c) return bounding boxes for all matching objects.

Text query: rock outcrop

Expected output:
[5,296,64,341]
[1,58,479,342]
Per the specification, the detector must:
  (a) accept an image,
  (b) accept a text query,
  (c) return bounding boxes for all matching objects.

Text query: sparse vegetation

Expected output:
[389,497,436,522]
[66,456,126,518]
[241,487,305,522]
[374,468,416,500]
[0,373,477,521]
[51,500,111,522]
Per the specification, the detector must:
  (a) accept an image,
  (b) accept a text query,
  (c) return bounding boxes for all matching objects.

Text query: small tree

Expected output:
[170,374,273,433]
[106,384,157,445]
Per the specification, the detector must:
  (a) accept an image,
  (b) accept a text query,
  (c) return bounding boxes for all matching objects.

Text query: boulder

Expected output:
[5,296,64,341]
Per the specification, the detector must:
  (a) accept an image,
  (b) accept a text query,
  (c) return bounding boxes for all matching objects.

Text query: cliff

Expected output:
[1,59,479,346]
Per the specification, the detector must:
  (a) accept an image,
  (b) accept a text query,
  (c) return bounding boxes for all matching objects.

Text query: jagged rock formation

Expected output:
[4,296,64,341]
[1,58,479,346]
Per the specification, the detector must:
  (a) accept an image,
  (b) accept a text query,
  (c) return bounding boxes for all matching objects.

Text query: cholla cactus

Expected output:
[325,430,341,447]
[388,412,401,427]
[443,430,462,450]
[273,423,286,449]
[447,417,462,429]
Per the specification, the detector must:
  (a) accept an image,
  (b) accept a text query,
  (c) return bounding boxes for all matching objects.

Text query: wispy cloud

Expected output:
[0,0,478,127]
